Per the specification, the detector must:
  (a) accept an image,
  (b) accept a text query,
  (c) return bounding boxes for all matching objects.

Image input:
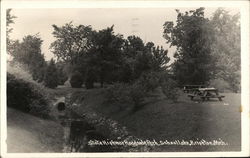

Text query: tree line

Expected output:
[7,7,240,93]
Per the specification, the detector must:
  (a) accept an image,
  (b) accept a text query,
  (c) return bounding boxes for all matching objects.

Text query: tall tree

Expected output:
[10,34,46,82]
[211,8,240,92]
[163,8,216,85]
[50,22,93,63]
[88,25,124,87]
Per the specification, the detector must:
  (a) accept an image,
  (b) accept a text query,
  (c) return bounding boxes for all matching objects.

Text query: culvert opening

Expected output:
[57,102,66,111]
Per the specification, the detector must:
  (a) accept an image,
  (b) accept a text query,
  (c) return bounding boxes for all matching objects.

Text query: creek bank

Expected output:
[54,93,152,152]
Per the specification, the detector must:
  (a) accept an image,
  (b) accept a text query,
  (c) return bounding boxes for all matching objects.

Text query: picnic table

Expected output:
[187,87,225,101]
[183,85,205,93]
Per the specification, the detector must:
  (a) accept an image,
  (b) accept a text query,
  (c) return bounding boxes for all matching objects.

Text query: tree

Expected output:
[50,22,93,63]
[44,59,58,88]
[56,61,68,85]
[70,71,84,88]
[145,42,170,71]
[6,9,17,54]
[121,36,170,82]
[210,8,240,92]
[163,8,216,85]
[10,34,47,82]
[87,25,124,87]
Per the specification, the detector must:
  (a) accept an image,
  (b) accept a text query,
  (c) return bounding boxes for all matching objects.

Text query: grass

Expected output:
[21,84,241,152]
[7,108,64,152]
[66,87,241,152]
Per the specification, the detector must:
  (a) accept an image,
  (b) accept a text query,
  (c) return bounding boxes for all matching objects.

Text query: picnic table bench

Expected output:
[183,85,205,93]
[187,88,225,101]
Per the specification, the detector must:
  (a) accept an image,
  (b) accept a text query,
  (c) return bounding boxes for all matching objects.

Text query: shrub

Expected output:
[105,82,147,111]
[129,81,147,109]
[137,71,160,92]
[44,59,58,89]
[105,83,132,106]
[85,69,95,89]
[209,78,231,93]
[70,71,84,88]
[7,73,51,118]
[160,78,179,102]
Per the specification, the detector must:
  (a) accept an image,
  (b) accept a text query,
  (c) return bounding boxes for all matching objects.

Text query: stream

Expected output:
[55,99,123,152]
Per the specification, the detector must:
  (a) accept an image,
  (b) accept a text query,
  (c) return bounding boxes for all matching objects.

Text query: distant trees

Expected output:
[44,59,58,88]
[50,23,170,89]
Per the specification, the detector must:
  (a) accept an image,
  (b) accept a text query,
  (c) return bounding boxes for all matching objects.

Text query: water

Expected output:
[60,115,122,152]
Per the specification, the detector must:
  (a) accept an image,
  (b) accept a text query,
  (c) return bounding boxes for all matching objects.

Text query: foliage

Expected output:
[160,77,179,102]
[105,71,162,111]
[85,69,96,89]
[87,25,124,87]
[50,22,93,63]
[9,34,47,82]
[121,36,170,82]
[56,61,68,85]
[7,73,51,118]
[105,82,147,111]
[44,59,58,88]
[209,78,231,93]
[210,8,241,92]
[6,9,17,52]
[105,83,132,106]
[70,71,84,88]
[163,8,216,85]
[136,71,160,92]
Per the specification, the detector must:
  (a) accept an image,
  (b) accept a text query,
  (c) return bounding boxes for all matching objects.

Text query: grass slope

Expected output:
[7,108,64,153]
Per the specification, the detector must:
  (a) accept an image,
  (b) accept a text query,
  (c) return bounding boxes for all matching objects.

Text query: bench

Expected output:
[201,95,225,101]
[183,85,205,93]
[187,88,225,101]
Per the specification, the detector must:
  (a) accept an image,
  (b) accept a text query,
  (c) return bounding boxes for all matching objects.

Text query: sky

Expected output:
[9,7,239,62]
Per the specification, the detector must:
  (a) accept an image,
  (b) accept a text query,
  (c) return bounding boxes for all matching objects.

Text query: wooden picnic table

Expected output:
[183,85,205,93]
[187,87,225,101]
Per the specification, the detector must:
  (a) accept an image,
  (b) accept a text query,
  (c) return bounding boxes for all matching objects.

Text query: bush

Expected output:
[7,73,51,118]
[85,69,95,89]
[105,81,148,111]
[137,71,160,92]
[209,78,231,93]
[129,81,147,109]
[44,59,58,89]
[70,71,84,88]
[105,83,132,105]
[160,78,179,102]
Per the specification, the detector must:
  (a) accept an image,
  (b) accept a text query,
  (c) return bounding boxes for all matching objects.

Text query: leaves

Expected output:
[163,7,216,85]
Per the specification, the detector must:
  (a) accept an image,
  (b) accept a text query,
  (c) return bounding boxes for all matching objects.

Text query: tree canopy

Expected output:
[163,8,217,85]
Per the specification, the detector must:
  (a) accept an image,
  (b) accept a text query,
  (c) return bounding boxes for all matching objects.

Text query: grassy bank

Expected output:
[7,108,64,152]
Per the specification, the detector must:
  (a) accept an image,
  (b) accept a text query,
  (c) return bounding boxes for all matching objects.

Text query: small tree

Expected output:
[44,59,58,88]
[70,71,84,88]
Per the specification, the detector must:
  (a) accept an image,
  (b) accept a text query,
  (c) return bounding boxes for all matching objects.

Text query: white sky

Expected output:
[9,7,239,61]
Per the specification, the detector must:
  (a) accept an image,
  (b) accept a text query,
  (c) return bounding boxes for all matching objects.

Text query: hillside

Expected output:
[50,86,241,152]
[7,108,64,152]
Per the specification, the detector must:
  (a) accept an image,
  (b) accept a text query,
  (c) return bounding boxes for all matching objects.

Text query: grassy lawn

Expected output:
[66,87,241,152]
[42,85,242,152]
[115,92,241,151]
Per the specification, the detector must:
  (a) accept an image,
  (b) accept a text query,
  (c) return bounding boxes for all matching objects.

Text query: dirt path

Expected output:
[7,108,64,153]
